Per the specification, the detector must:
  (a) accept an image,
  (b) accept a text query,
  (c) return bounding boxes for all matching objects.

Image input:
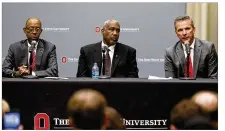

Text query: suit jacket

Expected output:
[2,39,58,77]
[76,42,139,78]
[164,38,218,79]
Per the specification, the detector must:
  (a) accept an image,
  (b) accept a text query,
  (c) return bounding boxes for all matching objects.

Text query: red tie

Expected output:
[31,50,36,71]
[184,55,194,77]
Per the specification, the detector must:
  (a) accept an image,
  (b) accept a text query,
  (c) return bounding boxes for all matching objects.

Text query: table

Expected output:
[2,78,217,129]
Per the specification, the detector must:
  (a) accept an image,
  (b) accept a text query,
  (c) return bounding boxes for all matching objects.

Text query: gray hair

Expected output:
[103,19,120,29]
[174,15,195,29]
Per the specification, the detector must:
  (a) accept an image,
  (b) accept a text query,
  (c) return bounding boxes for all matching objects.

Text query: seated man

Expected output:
[164,16,218,78]
[76,19,139,78]
[2,17,58,78]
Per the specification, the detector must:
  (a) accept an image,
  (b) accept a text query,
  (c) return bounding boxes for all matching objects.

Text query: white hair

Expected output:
[103,19,120,28]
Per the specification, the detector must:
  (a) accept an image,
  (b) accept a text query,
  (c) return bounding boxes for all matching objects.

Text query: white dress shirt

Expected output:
[182,38,195,67]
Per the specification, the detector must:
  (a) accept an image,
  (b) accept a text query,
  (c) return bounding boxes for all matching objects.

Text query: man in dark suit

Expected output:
[2,17,58,78]
[164,16,218,78]
[77,19,138,78]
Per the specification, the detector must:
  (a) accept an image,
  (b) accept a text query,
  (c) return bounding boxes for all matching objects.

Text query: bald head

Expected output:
[105,106,125,129]
[25,17,42,27]
[192,91,218,113]
[68,89,107,112]
[23,17,42,41]
[67,89,107,129]
[2,99,10,117]
[103,19,120,29]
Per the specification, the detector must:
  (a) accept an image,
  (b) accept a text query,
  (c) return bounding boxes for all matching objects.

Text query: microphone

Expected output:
[29,40,37,53]
[102,46,108,54]
[22,40,39,79]
[28,40,37,74]
[179,41,195,80]
[99,46,110,79]
[184,41,190,55]
[101,46,108,76]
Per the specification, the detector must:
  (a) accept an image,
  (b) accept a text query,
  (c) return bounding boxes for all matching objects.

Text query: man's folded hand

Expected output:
[14,65,30,77]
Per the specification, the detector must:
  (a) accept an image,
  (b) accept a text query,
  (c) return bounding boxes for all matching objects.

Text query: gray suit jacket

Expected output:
[2,39,58,77]
[164,38,218,79]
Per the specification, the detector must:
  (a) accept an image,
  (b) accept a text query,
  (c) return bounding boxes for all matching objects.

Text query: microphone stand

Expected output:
[186,52,190,77]
[179,45,195,80]
[29,48,33,75]
[22,42,39,79]
[99,48,111,79]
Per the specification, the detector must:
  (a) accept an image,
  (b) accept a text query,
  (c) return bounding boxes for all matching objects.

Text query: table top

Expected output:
[2,77,218,84]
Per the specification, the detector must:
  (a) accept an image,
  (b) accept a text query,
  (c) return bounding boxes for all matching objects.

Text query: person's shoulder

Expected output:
[40,39,55,47]
[81,41,101,49]
[195,38,216,51]
[9,39,26,47]
[196,38,214,47]
[165,42,178,52]
[117,42,136,51]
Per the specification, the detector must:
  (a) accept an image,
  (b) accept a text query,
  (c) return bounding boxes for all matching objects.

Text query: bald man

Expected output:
[105,106,125,129]
[3,17,58,78]
[67,89,108,129]
[2,99,10,117]
[191,90,218,129]
[170,99,213,129]
[77,19,138,78]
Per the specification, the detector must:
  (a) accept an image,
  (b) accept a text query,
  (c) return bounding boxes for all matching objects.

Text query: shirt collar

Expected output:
[101,41,116,52]
[27,40,38,48]
[182,38,195,50]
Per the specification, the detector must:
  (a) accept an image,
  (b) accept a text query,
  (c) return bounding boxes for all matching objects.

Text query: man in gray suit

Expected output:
[164,16,218,79]
[2,17,58,78]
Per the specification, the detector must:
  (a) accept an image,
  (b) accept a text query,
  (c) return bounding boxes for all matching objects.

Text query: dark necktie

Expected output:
[105,49,111,76]
[184,51,194,77]
[31,50,36,71]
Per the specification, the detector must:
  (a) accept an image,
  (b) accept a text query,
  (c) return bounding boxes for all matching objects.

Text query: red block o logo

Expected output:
[34,113,50,130]
[95,26,101,33]
[62,56,67,64]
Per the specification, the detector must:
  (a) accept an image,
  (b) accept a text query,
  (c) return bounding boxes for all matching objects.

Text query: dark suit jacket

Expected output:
[76,42,139,78]
[2,39,58,77]
[164,38,218,79]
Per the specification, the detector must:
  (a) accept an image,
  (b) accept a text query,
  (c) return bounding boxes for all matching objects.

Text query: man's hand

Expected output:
[14,65,30,77]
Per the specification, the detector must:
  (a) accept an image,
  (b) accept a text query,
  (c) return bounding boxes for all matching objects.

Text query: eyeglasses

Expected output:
[25,27,42,33]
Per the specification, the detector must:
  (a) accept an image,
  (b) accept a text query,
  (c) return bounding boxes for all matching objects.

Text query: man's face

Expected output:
[23,19,42,41]
[175,19,195,44]
[101,21,120,46]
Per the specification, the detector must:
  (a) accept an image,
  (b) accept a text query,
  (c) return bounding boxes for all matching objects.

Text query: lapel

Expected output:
[19,40,29,66]
[193,38,202,77]
[175,41,185,73]
[36,40,44,67]
[93,42,102,72]
[111,43,122,75]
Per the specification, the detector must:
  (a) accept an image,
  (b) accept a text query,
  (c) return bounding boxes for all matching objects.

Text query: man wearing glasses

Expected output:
[2,17,58,78]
